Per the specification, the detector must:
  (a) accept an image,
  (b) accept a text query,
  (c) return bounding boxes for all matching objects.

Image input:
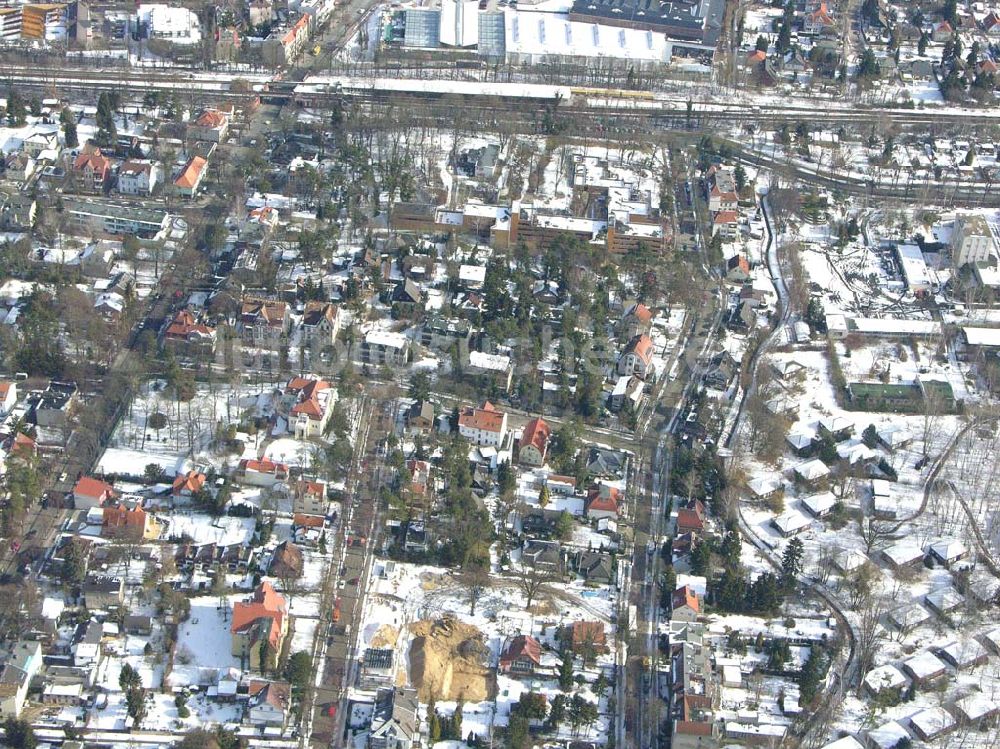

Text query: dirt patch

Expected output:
[408,615,496,703]
[370,624,399,649]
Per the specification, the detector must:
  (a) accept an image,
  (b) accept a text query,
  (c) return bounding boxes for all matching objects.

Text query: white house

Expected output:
[458,401,508,447]
[118,160,161,196]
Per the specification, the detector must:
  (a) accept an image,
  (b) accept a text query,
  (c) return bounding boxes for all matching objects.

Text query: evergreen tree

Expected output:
[781,539,804,586]
[558,651,574,691]
[862,424,879,448]
[6,89,25,126]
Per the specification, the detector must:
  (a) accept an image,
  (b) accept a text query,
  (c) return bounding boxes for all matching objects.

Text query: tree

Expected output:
[781,538,804,586]
[60,107,78,148]
[918,32,928,56]
[755,35,769,51]
[734,163,748,193]
[538,484,550,508]
[858,514,895,554]
[3,719,36,749]
[96,92,118,147]
[558,650,575,691]
[857,48,881,80]
[285,651,312,689]
[862,424,879,448]
[567,694,598,735]
[505,714,530,749]
[6,89,25,126]
[408,369,431,402]
[461,565,491,615]
[554,510,574,541]
[514,692,548,721]
[119,663,141,692]
[517,561,557,611]
[125,682,147,727]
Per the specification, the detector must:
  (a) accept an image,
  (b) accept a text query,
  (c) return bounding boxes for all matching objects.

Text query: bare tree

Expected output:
[515,563,558,611]
[858,514,895,555]
[855,592,889,688]
[460,566,491,616]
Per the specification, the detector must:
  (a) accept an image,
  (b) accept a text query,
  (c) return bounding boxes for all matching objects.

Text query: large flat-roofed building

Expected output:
[568,0,725,46]
[63,199,170,239]
[953,214,998,268]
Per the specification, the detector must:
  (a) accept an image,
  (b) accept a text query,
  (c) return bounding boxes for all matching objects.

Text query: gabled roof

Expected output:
[458,401,506,433]
[74,476,114,499]
[73,148,110,174]
[164,309,215,340]
[172,470,206,495]
[625,302,652,323]
[196,109,227,128]
[301,301,337,327]
[673,585,700,613]
[174,156,207,189]
[120,160,153,176]
[241,458,288,474]
[520,417,551,454]
[102,505,148,532]
[623,333,654,364]
[231,582,287,650]
[586,484,621,514]
[501,634,542,666]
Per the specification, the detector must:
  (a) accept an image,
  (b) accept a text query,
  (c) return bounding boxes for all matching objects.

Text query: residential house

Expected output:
[522,539,564,573]
[360,648,396,690]
[620,302,653,339]
[391,279,423,310]
[285,376,335,439]
[793,459,830,490]
[72,147,111,192]
[0,640,43,718]
[0,381,16,415]
[362,330,410,365]
[953,214,997,267]
[231,582,289,671]
[712,210,739,239]
[804,1,834,34]
[268,541,304,579]
[518,417,551,467]
[672,586,701,622]
[932,20,953,43]
[239,297,289,348]
[707,167,738,211]
[190,109,230,143]
[927,538,968,568]
[726,254,751,282]
[0,190,36,230]
[676,501,705,534]
[466,350,514,392]
[299,302,341,349]
[162,309,217,354]
[458,401,508,447]
[101,505,160,541]
[368,687,421,749]
[31,381,79,428]
[617,333,656,379]
[73,476,115,510]
[247,681,291,728]
[563,620,606,655]
[172,470,206,497]
[703,350,737,390]
[585,484,622,520]
[576,550,615,585]
[117,160,160,195]
[586,447,628,478]
[239,458,289,487]
[983,10,1000,37]
[173,156,208,197]
[609,374,644,413]
[405,401,434,435]
[293,479,328,517]
[499,635,542,676]
[901,651,948,687]
[82,575,124,609]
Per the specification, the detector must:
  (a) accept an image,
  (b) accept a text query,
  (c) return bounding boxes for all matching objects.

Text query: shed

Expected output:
[771,511,811,537]
[862,664,907,698]
[909,706,955,741]
[936,639,989,670]
[801,492,837,518]
[901,651,948,685]
[953,692,1000,723]
[925,587,965,616]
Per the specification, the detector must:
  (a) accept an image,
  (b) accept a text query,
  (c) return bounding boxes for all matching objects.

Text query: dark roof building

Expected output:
[568,0,726,46]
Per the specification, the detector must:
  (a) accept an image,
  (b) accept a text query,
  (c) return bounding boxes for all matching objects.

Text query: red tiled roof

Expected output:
[231,582,287,650]
[628,303,653,323]
[174,156,207,189]
[501,635,542,667]
[293,513,325,528]
[242,458,288,474]
[74,149,111,177]
[672,585,700,613]
[172,470,206,495]
[102,505,148,532]
[586,484,621,515]
[74,476,114,500]
[624,334,654,364]
[714,210,739,224]
[520,417,551,454]
[196,109,227,128]
[287,377,331,421]
[241,298,287,327]
[458,400,506,434]
[747,49,766,63]
[568,620,606,648]
[164,310,215,340]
